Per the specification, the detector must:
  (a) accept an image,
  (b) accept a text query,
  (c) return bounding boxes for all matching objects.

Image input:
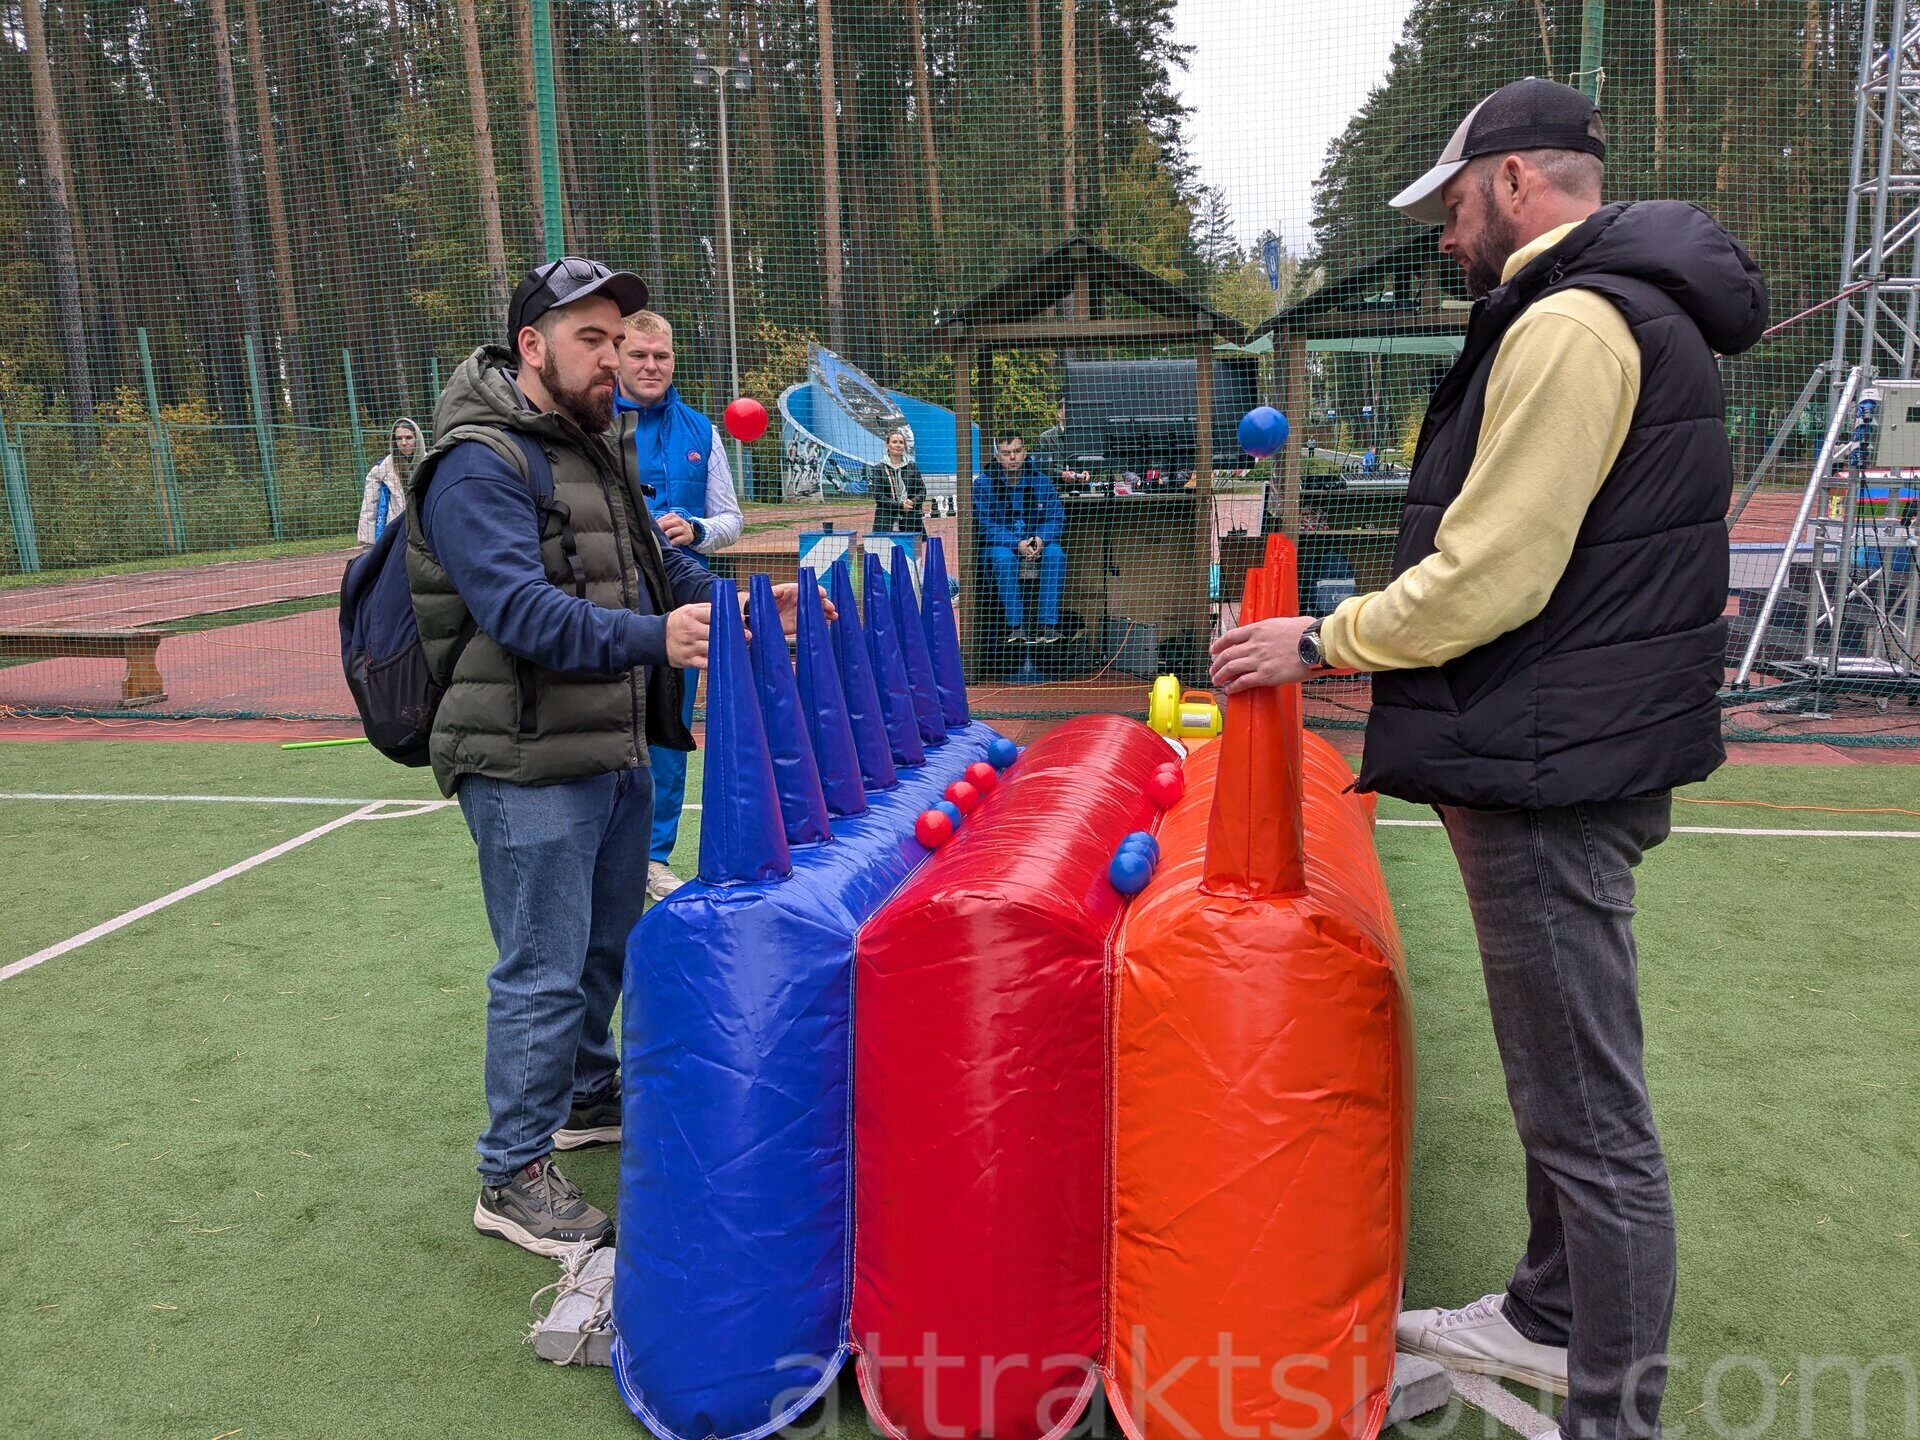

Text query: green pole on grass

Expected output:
[531,0,565,260]
[343,348,370,485]
[245,334,283,540]
[0,401,40,573]
[137,327,185,554]
[1576,1,1605,101]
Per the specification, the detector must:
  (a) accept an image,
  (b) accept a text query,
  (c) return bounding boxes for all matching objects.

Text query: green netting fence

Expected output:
[0,0,1914,744]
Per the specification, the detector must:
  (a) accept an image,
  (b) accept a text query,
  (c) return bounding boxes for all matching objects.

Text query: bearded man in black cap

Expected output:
[1210,80,1767,1439]
[406,258,820,1255]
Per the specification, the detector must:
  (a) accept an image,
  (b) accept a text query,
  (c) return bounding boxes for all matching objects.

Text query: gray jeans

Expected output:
[1436,794,1677,1440]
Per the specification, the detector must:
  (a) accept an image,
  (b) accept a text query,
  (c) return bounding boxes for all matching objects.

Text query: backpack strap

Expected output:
[432,424,588,601]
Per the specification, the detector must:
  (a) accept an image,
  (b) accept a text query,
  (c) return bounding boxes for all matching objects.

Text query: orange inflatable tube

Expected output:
[1107,540,1414,1440]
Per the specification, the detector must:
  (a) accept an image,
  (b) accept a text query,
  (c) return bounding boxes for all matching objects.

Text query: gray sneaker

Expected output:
[474,1157,612,1257]
[646,861,683,902]
[553,1076,621,1151]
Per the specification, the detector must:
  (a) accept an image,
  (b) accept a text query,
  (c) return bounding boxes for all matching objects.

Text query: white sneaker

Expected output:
[1396,1293,1570,1396]
[645,861,684,902]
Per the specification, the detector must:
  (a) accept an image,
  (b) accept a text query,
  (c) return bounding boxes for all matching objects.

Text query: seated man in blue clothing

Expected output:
[405,256,822,1257]
[975,431,1067,644]
[613,310,743,902]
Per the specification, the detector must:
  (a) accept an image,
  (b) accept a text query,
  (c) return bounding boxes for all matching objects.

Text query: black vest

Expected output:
[1359,202,1767,809]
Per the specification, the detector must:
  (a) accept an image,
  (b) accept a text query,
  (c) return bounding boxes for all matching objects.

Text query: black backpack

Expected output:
[339,428,580,765]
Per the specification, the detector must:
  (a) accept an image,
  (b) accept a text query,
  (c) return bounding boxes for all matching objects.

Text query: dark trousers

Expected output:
[1436,795,1677,1440]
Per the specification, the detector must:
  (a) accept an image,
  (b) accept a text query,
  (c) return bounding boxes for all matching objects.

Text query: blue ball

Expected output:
[1119,830,1160,862]
[934,800,963,827]
[987,736,1019,770]
[1237,405,1290,460]
[1109,849,1153,895]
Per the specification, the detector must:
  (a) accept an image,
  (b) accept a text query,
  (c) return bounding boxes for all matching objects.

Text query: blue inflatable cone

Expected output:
[863,553,926,770]
[890,548,946,747]
[748,573,833,846]
[828,559,897,790]
[793,567,867,819]
[921,536,970,728]
[698,580,793,885]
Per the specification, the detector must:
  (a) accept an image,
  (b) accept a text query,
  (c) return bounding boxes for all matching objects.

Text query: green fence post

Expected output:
[137,326,186,554]
[342,348,370,484]
[245,334,283,540]
[1577,1,1605,101]
[531,0,565,260]
[429,356,443,435]
[0,402,41,574]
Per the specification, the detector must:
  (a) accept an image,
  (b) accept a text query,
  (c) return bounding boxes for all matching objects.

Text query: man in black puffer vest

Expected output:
[1212,80,1766,1440]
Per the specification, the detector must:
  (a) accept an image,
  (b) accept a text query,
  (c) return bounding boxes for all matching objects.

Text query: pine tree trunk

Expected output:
[517,0,548,254]
[55,0,126,381]
[206,0,269,398]
[818,0,848,352]
[1028,0,1049,215]
[242,0,309,423]
[23,0,95,423]
[454,0,515,322]
[1062,0,1077,232]
[1653,0,1667,170]
[907,0,943,236]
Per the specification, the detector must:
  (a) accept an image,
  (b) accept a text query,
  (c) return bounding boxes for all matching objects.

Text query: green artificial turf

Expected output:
[1,742,1916,1439]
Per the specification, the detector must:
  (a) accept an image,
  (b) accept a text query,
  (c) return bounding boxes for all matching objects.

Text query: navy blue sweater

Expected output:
[420,440,715,674]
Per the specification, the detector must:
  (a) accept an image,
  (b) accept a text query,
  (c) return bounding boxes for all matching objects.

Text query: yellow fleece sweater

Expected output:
[1320,223,1642,672]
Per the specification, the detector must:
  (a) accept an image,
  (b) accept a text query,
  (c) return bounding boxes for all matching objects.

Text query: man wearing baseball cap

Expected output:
[403,257,818,1255]
[1211,79,1766,1437]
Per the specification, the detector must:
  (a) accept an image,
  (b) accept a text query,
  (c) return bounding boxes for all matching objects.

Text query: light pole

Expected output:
[692,44,751,489]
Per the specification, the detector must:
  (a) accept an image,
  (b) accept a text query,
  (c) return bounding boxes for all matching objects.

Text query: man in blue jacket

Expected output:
[614,310,744,900]
[974,431,1067,644]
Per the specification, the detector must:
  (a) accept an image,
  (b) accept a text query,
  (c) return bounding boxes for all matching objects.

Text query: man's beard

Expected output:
[539,354,614,431]
[1460,207,1520,300]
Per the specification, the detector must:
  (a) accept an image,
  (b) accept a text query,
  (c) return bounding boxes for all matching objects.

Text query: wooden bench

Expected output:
[0,627,171,706]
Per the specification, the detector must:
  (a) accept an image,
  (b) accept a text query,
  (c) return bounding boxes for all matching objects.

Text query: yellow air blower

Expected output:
[1147,674,1223,743]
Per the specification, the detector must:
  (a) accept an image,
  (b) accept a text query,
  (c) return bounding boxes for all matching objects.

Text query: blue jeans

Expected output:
[984,542,1065,628]
[458,767,654,1186]
[1437,795,1676,1440]
[648,669,700,864]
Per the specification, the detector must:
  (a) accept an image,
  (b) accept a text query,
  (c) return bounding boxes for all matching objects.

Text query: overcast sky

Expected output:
[1168,1,1416,255]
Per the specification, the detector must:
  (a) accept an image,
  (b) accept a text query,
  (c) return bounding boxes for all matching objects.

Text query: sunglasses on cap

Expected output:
[507,257,650,345]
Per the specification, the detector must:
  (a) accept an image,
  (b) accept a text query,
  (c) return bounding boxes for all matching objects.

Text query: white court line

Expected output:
[1444,1370,1561,1438]
[0,792,704,810]
[0,800,412,984]
[1378,818,1920,839]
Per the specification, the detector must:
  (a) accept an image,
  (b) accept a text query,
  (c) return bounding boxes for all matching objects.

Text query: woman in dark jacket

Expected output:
[866,427,928,535]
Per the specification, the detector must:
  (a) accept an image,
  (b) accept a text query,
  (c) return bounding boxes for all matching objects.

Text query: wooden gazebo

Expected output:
[931,237,1248,660]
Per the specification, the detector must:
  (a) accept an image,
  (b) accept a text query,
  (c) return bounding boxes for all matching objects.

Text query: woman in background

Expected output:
[357,418,426,544]
[865,427,927,535]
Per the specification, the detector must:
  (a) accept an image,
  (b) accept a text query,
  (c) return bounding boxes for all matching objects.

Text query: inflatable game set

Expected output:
[611,535,1414,1440]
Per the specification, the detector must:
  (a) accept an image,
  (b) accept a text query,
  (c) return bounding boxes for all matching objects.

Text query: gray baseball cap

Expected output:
[1390,77,1607,224]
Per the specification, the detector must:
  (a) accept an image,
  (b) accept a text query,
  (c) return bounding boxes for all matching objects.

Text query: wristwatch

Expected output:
[1297,619,1327,671]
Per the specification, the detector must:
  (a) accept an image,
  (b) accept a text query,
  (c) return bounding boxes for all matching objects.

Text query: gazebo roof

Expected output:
[933,236,1247,346]
[1250,229,1468,344]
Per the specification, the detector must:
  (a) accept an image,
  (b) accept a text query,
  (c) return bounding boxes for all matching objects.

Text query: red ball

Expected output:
[964,761,999,794]
[914,808,955,848]
[944,780,981,814]
[723,396,769,443]
[1146,767,1185,809]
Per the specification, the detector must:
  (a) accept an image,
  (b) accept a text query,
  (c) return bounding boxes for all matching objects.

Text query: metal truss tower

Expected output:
[1733,0,1920,701]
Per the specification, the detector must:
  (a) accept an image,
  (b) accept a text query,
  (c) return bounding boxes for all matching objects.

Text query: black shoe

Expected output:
[553,1075,621,1150]
[474,1157,612,1257]
[1006,627,1031,645]
[1037,624,1062,644]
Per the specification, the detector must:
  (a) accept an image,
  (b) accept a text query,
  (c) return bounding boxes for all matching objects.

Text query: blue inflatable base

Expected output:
[613,724,999,1440]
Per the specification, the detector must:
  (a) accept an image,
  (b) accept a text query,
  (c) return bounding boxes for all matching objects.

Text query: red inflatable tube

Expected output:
[853,714,1173,1440]
[1107,548,1414,1440]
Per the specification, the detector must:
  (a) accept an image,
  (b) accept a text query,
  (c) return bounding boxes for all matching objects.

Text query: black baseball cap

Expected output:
[507,256,649,351]
[1391,78,1607,224]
